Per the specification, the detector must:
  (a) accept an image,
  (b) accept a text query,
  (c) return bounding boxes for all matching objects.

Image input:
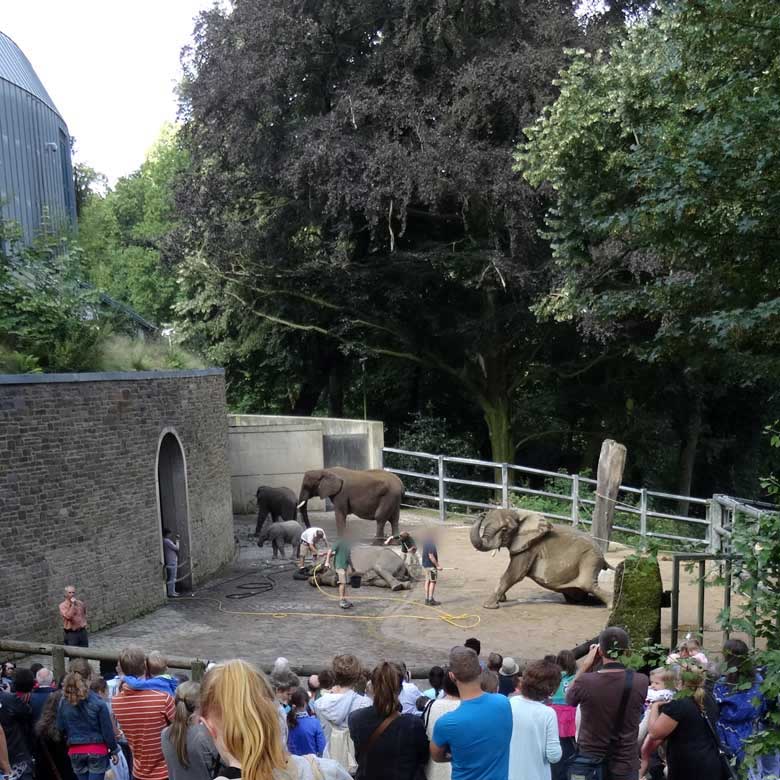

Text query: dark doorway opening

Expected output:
[157,432,192,592]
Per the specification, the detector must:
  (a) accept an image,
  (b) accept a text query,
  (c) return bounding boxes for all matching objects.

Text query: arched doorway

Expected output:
[157,431,192,593]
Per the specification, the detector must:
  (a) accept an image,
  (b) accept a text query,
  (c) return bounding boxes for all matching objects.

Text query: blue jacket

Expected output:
[287,712,326,757]
[56,691,118,752]
[121,675,179,697]
[30,687,55,722]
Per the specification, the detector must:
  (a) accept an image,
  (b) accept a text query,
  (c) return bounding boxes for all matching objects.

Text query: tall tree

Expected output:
[520,0,780,496]
[177,0,586,463]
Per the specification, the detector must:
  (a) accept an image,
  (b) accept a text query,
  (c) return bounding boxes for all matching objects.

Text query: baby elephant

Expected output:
[257,519,303,559]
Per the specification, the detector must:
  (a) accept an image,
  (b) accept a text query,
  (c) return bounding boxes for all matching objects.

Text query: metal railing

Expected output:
[383,447,713,549]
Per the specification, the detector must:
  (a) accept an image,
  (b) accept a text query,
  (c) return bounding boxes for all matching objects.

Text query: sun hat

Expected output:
[500,657,520,676]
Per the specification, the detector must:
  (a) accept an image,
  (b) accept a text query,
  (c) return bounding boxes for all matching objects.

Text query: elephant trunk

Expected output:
[470,514,488,552]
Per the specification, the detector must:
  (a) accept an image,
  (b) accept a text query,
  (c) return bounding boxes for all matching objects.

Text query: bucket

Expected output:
[350,574,362,589]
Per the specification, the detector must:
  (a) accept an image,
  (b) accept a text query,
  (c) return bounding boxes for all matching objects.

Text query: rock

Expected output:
[607,555,663,649]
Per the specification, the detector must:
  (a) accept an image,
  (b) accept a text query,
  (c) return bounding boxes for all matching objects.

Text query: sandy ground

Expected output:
[18,510,743,671]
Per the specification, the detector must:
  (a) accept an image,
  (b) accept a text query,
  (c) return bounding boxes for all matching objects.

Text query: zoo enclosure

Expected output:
[383,447,714,550]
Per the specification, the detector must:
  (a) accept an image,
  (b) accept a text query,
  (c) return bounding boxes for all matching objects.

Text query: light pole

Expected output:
[360,356,368,420]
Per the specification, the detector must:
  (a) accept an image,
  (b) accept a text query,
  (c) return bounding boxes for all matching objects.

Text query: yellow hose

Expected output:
[185,564,480,630]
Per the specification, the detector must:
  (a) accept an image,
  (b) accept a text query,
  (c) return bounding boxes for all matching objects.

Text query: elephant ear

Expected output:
[317,471,343,499]
[508,513,552,554]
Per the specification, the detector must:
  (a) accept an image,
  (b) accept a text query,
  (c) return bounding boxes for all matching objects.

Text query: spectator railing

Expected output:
[382,447,713,550]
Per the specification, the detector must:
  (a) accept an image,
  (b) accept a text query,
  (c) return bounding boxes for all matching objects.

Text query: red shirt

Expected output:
[112,687,174,780]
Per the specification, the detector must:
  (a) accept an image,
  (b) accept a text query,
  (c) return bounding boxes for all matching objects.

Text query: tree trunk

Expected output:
[327,359,346,417]
[676,399,702,516]
[291,379,325,416]
[482,396,514,495]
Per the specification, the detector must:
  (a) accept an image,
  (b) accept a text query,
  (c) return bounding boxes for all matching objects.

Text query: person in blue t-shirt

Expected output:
[431,645,512,780]
[421,529,443,606]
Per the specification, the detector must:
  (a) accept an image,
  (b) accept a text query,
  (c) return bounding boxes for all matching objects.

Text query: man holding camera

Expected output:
[162,528,181,598]
[58,585,88,646]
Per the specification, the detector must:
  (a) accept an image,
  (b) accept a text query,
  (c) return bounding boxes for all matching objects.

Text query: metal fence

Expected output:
[382,447,714,549]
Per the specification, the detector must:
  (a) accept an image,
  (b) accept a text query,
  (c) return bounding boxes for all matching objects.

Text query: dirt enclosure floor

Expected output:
[38,511,741,670]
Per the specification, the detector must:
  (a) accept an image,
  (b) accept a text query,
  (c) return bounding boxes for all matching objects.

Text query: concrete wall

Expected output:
[0,369,234,641]
[228,414,384,514]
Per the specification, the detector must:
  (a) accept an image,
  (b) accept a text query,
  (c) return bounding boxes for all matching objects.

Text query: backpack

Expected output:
[324,693,359,775]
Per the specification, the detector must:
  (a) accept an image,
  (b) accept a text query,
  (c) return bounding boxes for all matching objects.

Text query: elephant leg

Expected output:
[484,554,533,609]
[255,509,268,536]
[335,508,347,537]
[271,539,279,559]
[278,540,286,559]
[373,564,406,592]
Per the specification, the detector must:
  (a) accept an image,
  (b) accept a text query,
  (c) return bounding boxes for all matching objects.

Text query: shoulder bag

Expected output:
[566,669,634,780]
[700,705,739,780]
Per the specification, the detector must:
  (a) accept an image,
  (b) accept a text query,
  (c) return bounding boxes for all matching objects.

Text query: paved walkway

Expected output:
[20,511,742,671]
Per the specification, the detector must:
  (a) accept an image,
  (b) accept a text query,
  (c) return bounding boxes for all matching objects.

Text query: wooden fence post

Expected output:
[52,645,66,681]
[591,439,627,554]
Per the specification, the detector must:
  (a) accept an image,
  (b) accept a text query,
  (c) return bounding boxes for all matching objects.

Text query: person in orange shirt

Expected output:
[59,585,88,647]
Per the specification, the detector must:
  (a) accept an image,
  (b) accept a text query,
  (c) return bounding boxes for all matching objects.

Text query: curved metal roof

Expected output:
[0,30,61,116]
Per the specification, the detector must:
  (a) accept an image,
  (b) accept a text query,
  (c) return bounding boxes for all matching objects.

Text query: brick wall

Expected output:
[0,369,234,641]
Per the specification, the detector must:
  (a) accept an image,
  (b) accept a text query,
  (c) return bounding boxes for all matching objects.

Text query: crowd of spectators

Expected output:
[0,630,777,780]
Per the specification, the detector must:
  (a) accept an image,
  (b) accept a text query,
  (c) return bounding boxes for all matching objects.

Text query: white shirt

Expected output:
[425,697,460,780]
[508,695,562,780]
[399,680,424,715]
[301,527,327,546]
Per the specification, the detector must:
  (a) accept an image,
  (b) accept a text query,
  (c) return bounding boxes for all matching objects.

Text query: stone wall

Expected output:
[228,414,385,514]
[0,369,234,641]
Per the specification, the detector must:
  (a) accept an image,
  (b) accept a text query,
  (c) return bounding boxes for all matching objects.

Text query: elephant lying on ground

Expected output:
[297,467,404,539]
[308,546,416,591]
[255,486,298,536]
[257,519,303,559]
[470,509,613,609]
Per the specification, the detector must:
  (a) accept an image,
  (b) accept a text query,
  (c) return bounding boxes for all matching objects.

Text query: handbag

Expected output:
[699,707,739,780]
[566,669,634,780]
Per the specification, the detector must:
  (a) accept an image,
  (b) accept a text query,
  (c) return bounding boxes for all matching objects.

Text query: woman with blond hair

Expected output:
[642,663,724,780]
[199,659,350,780]
[55,670,119,780]
[161,681,219,780]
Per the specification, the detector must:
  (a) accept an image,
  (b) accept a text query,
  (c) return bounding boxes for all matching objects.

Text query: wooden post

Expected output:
[52,645,66,681]
[191,659,206,682]
[591,439,627,554]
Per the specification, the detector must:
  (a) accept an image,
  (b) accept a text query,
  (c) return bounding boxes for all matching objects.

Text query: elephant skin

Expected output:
[257,519,303,559]
[309,546,414,591]
[297,467,404,540]
[470,509,613,609]
[255,486,298,535]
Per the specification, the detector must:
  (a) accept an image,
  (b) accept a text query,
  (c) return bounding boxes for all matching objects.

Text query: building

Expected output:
[0,369,235,641]
[0,31,77,244]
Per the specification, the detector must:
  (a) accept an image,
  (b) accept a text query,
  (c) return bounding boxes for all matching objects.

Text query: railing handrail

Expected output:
[382,446,713,549]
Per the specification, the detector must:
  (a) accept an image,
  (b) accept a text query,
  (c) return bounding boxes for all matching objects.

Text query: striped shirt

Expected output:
[112,687,175,780]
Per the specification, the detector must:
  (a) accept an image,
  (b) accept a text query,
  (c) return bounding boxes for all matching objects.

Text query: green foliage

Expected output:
[78,124,186,324]
[97,335,203,372]
[0,228,103,372]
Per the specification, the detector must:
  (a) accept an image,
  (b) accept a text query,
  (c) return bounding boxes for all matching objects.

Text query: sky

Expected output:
[2,0,220,184]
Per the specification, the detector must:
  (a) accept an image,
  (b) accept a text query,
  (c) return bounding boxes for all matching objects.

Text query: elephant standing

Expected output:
[297,467,404,539]
[470,509,613,608]
[257,519,303,559]
[309,546,414,591]
[255,486,298,536]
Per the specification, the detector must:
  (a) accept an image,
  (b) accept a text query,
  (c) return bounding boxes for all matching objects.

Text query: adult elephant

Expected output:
[470,508,612,609]
[254,486,297,536]
[297,467,404,539]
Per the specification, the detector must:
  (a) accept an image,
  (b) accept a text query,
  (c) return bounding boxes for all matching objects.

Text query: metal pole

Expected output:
[671,557,680,649]
[640,488,648,543]
[571,475,579,526]
[437,456,446,523]
[501,464,509,509]
[697,560,706,640]
[723,557,732,642]
[361,359,367,421]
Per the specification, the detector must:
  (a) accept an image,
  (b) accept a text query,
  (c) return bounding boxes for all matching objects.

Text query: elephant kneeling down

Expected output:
[470,509,613,609]
[309,546,413,592]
